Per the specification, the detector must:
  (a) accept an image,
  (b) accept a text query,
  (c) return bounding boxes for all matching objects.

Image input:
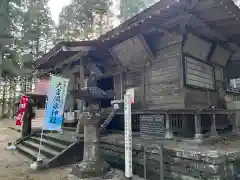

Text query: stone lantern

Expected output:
[71,87,115,178]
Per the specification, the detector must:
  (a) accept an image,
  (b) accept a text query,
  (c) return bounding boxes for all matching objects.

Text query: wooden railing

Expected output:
[116,108,240,140]
[226,88,240,101]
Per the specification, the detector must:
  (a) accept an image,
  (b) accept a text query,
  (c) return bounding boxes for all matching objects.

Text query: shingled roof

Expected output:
[34,41,97,69]
[35,0,240,70]
[98,0,240,47]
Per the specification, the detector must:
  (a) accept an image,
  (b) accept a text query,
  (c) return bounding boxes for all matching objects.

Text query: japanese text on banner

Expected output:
[16,96,29,126]
[43,75,69,131]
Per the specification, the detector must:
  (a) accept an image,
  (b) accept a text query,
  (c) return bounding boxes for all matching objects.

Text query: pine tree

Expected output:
[119,0,157,22]
[20,0,55,93]
[58,0,112,41]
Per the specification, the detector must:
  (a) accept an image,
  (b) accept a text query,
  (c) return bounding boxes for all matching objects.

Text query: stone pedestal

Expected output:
[71,105,109,178]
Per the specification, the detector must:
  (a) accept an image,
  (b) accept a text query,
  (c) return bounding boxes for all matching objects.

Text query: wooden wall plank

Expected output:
[114,74,121,100]
[185,57,214,89]
[210,45,231,66]
[156,44,181,61]
[183,33,212,61]
[153,33,182,50]
[145,36,183,109]
[214,66,223,81]
[184,88,209,108]
[111,35,152,68]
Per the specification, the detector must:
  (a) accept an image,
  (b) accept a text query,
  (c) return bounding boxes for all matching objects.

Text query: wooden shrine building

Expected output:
[35,0,240,140]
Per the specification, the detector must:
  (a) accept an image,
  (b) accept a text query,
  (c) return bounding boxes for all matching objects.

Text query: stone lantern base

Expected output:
[68,169,144,180]
[71,161,110,178]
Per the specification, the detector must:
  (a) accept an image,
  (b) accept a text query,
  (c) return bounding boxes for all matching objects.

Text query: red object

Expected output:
[16,96,29,126]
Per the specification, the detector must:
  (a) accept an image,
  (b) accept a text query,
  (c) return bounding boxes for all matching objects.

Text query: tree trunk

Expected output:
[8,77,15,117]
[2,77,6,117]
[120,0,127,22]
[12,77,16,118]
[0,46,2,93]
[99,13,103,35]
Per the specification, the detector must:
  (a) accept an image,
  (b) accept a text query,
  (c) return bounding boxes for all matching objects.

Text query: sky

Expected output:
[48,0,72,25]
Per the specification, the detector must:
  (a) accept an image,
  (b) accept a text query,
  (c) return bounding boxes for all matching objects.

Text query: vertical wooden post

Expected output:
[194,113,203,141]
[181,114,189,137]
[210,113,218,137]
[165,113,173,139]
[120,72,124,100]
[232,112,239,135]
[76,59,85,135]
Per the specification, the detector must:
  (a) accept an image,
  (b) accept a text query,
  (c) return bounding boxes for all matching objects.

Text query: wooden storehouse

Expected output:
[35,0,240,139]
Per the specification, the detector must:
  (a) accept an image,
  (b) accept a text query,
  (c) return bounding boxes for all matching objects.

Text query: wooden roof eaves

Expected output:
[34,41,97,68]
[187,15,227,42]
[99,0,240,49]
[34,43,64,67]
[99,0,188,41]
[186,0,240,51]
[54,50,91,70]
[221,0,240,21]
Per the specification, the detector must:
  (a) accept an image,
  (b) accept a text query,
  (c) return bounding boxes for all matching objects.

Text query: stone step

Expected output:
[22,140,59,159]
[30,136,68,152]
[35,133,73,146]
[16,144,47,161]
[63,127,76,132]
[15,131,83,169]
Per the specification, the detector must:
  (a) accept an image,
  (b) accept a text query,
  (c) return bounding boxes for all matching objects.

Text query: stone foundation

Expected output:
[100,134,240,180]
[68,169,144,180]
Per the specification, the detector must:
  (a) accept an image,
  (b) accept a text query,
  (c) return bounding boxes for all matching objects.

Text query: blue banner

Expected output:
[43,75,69,131]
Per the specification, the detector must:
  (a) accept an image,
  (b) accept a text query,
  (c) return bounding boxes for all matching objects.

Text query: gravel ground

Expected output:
[0,119,69,180]
[0,120,144,180]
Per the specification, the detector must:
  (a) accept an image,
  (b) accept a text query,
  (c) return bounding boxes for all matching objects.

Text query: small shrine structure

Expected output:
[35,0,240,141]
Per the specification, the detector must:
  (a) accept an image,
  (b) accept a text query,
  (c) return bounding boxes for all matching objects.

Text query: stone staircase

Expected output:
[14,108,117,169]
[16,130,84,168]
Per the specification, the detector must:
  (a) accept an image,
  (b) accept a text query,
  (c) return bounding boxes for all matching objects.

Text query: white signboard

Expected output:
[126,88,134,104]
[124,94,132,178]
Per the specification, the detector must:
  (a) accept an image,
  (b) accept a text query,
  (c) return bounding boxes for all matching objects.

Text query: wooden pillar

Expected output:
[165,113,173,139]
[210,113,218,137]
[194,113,203,141]
[232,112,239,135]
[182,114,189,137]
[120,72,124,100]
[76,59,85,135]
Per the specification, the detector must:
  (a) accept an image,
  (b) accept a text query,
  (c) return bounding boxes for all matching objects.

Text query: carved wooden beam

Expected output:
[189,0,199,10]
[54,51,89,70]
[86,61,103,77]
[109,48,123,68]
[187,14,227,41]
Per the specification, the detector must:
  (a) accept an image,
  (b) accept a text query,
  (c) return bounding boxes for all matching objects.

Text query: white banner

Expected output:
[43,75,69,131]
